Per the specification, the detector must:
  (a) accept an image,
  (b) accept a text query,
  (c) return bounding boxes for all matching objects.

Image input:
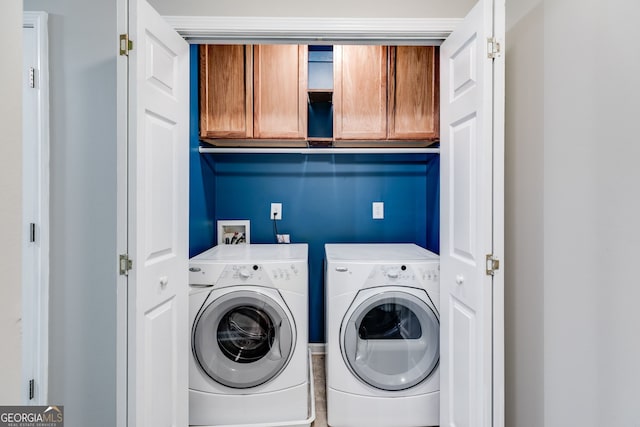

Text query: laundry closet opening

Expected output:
[189,42,442,344]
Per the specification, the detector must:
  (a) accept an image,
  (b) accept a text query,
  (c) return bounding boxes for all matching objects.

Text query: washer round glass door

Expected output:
[341,290,439,391]
[193,289,294,388]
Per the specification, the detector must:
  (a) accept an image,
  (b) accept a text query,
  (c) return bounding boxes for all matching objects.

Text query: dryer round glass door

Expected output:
[192,290,295,388]
[341,290,439,391]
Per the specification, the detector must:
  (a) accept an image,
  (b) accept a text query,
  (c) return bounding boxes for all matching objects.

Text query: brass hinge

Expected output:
[119,34,133,56]
[119,254,133,276]
[486,254,500,276]
[487,37,501,59]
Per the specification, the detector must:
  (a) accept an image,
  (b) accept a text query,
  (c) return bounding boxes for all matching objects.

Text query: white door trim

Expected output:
[22,10,50,405]
[115,11,505,427]
[116,0,129,426]
[163,16,461,44]
[491,1,506,425]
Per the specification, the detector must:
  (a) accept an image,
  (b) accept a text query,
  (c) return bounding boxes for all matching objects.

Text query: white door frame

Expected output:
[22,10,50,406]
[116,1,128,425]
[115,7,505,427]
[163,16,460,44]
[492,1,506,424]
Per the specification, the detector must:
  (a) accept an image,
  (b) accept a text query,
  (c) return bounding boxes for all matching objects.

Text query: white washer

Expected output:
[189,244,309,426]
[325,244,440,427]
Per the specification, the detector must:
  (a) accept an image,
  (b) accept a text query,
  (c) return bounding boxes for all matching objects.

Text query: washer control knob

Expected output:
[455,274,465,285]
[239,269,251,279]
[387,269,400,278]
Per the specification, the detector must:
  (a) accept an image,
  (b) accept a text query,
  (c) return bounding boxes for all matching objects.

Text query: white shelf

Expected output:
[198,146,439,155]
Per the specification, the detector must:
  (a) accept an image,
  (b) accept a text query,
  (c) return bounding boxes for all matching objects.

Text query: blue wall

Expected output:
[189,45,440,343]
[190,45,217,256]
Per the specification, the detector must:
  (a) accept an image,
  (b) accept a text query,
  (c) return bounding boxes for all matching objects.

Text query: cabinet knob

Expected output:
[455,274,464,285]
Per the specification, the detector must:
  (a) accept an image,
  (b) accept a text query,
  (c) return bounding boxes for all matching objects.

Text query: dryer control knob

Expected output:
[238,269,251,279]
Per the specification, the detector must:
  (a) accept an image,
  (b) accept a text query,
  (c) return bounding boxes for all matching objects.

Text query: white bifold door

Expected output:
[440,0,504,426]
[124,0,190,426]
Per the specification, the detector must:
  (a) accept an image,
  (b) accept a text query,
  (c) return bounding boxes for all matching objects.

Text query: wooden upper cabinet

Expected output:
[200,44,439,146]
[333,45,388,140]
[200,44,307,143]
[253,45,307,139]
[199,45,252,139]
[388,46,439,141]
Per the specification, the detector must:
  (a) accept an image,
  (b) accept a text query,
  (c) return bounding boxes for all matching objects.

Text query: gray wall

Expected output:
[23,0,117,424]
[543,0,640,426]
[507,1,640,425]
[505,0,544,425]
[0,0,23,405]
[5,0,639,426]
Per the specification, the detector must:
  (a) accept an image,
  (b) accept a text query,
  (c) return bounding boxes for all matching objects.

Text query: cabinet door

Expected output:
[388,46,439,140]
[199,45,253,139]
[253,45,307,139]
[334,45,388,140]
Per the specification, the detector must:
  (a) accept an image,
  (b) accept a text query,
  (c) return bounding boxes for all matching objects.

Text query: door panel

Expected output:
[254,45,307,139]
[440,1,501,426]
[450,35,478,101]
[144,298,178,426]
[145,113,177,261]
[334,45,388,140]
[128,1,189,426]
[199,45,253,139]
[451,114,477,263]
[388,46,439,140]
[451,297,475,427]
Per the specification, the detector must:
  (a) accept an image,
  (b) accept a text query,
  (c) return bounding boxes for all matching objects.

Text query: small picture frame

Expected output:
[217,220,250,245]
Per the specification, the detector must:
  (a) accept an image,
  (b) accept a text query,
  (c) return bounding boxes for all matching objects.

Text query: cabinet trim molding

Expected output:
[163,16,461,43]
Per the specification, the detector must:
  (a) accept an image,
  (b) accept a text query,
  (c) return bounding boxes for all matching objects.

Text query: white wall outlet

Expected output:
[372,202,384,219]
[270,203,282,220]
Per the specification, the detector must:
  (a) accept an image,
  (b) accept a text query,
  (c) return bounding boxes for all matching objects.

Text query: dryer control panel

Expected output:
[364,262,440,289]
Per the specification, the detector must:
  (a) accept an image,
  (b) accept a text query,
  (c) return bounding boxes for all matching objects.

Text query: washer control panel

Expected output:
[216,263,303,287]
[418,264,440,283]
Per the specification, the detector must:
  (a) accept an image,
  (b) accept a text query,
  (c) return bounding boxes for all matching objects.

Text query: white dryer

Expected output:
[325,244,440,427]
[189,244,309,426]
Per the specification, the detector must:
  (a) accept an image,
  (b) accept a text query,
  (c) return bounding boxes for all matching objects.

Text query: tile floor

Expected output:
[311,353,327,427]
